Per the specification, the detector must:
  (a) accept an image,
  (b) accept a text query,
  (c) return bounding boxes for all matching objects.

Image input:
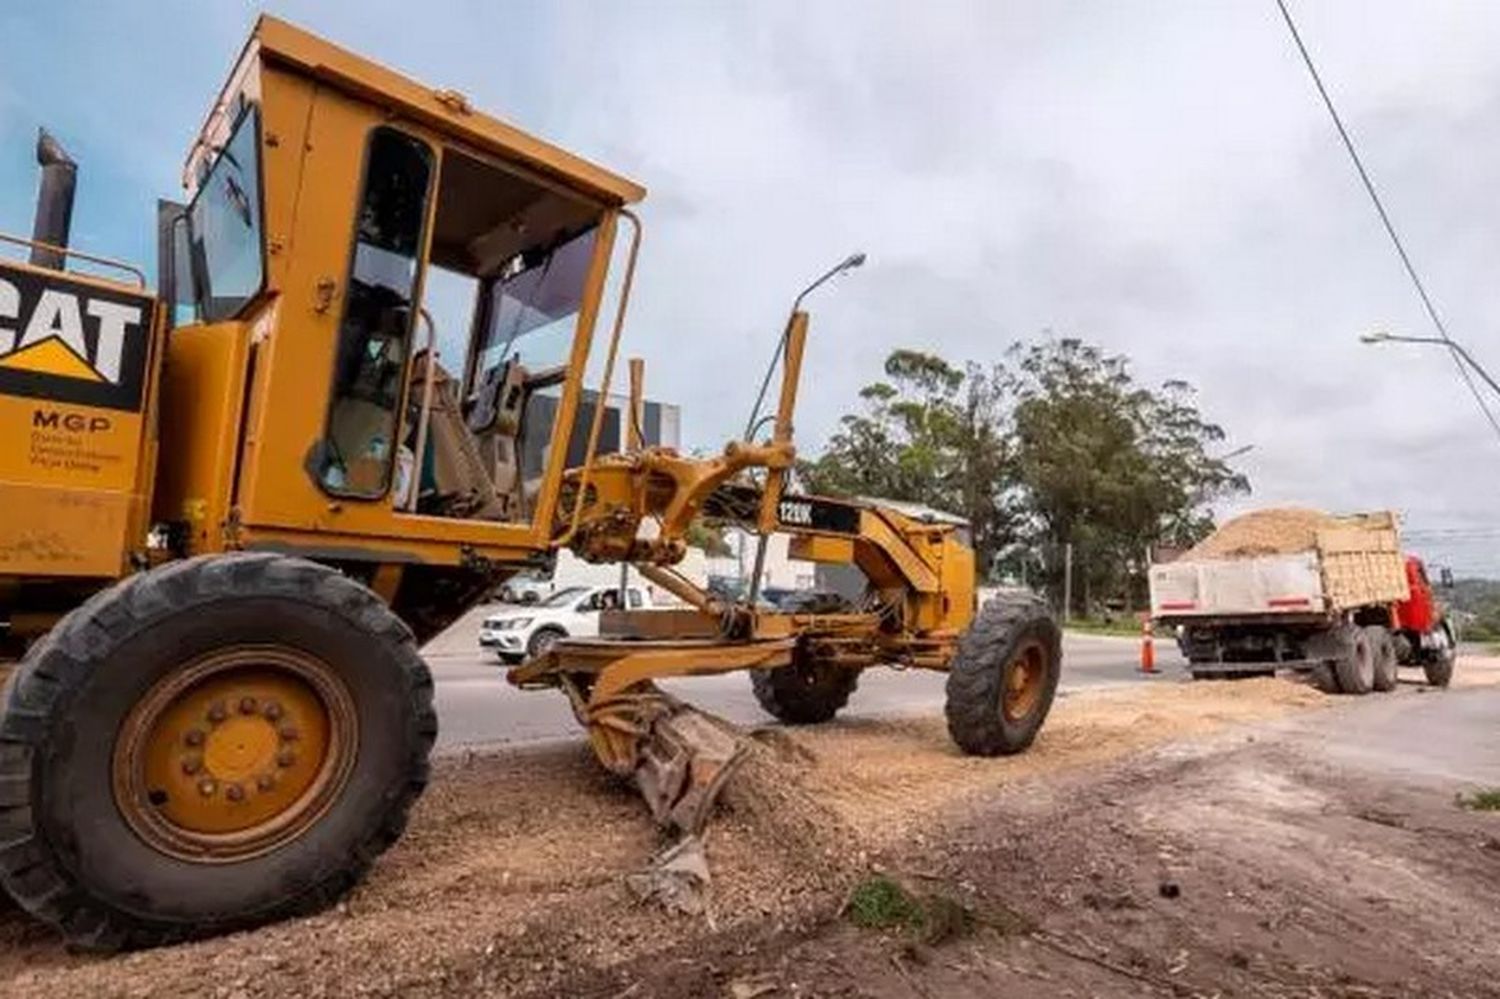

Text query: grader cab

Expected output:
[0,17,1062,949]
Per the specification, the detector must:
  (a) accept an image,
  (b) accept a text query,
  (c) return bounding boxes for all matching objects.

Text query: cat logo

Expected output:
[0,263,153,412]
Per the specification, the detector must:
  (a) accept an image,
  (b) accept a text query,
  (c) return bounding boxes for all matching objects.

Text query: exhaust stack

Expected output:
[30,129,77,271]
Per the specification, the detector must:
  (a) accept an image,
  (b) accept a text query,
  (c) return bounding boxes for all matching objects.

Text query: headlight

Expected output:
[507,618,533,630]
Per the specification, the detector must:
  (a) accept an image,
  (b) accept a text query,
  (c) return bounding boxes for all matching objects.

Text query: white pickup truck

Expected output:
[1149,510,1453,693]
[479,584,653,663]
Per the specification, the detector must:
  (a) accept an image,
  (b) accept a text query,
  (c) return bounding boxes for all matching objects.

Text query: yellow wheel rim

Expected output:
[113,646,357,863]
[1002,640,1047,722]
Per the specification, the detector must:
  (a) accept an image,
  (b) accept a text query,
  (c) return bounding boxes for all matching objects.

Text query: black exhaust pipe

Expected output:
[30,129,77,271]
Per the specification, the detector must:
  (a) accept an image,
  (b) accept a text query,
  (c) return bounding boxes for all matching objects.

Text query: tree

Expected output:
[800,338,1249,611]
[1007,338,1248,613]
[801,350,1021,575]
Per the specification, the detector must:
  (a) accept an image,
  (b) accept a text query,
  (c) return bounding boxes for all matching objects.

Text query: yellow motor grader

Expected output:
[0,16,1062,949]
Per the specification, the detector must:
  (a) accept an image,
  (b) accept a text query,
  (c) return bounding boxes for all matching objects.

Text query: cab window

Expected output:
[187,105,265,321]
[405,142,604,522]
[317,128,434,497]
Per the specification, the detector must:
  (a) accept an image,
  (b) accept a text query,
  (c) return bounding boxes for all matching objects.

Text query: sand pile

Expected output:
[1186,508,1344,559]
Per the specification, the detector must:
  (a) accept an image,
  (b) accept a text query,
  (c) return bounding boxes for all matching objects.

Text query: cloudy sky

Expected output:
[4,1,1500,572]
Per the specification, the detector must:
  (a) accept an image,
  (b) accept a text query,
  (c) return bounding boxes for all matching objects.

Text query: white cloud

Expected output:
[10,0,1500,569]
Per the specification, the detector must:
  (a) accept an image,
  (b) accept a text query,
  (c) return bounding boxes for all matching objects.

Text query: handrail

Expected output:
[0,230,148,289]
[406,308,439,512]
[554,208,643,547]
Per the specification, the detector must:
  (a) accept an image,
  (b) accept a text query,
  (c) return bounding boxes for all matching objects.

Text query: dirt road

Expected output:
[3,664,1497,998]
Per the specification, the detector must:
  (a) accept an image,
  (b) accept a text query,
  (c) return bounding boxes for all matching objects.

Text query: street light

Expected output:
[1219,444,1256,461]
[1360,330,1500,400]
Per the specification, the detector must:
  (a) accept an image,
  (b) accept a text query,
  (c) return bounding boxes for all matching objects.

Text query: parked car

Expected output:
[490,571,554,605]
[479,584,652,663]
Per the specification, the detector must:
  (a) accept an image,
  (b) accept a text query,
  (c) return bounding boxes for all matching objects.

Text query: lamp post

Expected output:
[1219,444,1255,462]
[1359,331,1500,400]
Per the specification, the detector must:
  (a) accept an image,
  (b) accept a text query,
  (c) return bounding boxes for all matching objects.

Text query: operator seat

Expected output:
[406,352,513,521]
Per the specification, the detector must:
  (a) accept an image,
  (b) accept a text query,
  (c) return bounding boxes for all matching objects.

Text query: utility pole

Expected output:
[1062,541,1074,622]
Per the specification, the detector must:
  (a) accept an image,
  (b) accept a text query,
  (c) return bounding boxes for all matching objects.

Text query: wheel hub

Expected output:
[114,646,356,862]
[1002,641,1046,722]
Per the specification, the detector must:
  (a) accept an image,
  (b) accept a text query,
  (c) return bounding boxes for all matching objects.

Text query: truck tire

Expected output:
[1423,621,1456,688]
[945,593,1061,756]
[1331,624,1374,695]
[1423,651,1455,688]
[750,660,860,724]
[0,553,436,950]
[1365,626,1397,692]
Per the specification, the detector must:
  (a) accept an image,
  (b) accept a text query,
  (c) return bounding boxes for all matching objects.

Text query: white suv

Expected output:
[479,584,651,663]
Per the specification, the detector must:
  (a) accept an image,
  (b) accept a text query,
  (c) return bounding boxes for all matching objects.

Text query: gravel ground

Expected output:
[6,671,1486,998]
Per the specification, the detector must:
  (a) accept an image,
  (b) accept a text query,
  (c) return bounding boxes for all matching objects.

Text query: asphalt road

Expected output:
[423,608,1185,750]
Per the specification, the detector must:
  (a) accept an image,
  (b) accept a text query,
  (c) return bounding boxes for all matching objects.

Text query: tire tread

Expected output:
[0,553,435,951]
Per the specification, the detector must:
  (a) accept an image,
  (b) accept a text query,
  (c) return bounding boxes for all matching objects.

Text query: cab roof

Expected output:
[251,15,645,206]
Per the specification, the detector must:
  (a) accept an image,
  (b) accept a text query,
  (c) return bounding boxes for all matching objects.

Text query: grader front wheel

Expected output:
[945,593,1062,756]
[0,553,436,951]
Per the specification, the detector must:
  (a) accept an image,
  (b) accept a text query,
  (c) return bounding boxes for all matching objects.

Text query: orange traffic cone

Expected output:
[1139,614,1157,674]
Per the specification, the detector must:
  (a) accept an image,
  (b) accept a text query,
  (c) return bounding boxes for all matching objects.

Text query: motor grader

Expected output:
[0,16,1062,949]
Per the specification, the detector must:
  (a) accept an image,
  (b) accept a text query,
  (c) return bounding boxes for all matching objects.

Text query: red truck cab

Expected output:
[1393,556,1440,634]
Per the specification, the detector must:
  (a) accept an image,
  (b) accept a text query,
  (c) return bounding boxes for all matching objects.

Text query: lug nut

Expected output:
[276,749,297,768]
[238,696,258,715]
[225,783,245,802]
[183,728,205,748]
[279,725,299,742]
[198,778,217,797]
[207,702,227,724]
[257,774,277,792]
[181,756,202,776]
[263,701,283,721]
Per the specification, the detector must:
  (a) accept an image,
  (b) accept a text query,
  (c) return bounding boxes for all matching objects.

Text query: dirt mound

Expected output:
[1186,508,1343,559]
[0,678,1336,998]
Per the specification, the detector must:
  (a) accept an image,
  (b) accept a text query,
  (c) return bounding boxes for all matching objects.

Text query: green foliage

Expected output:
[1444,578,1500,640]
[845,875,927,931]
[802,338,1249,610]
[1458,788,1500,811]
[1008,338,1248,613]
[684,519,732,557]
[801,350,1019,574]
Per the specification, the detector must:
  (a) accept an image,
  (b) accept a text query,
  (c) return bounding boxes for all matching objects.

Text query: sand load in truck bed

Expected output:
[1186,508,1387,560]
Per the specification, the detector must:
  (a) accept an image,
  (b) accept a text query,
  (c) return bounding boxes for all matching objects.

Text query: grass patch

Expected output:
[846,876,926,931]
[1458,788,1500,812]
[844,874,1013,947]
[1064,617,1146,638]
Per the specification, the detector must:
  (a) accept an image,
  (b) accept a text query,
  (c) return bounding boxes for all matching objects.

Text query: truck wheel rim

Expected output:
[1003,640,1047,721]
[113,645,357,863]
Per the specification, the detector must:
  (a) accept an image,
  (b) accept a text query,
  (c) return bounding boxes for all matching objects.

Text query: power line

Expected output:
[1273,0,1500,444]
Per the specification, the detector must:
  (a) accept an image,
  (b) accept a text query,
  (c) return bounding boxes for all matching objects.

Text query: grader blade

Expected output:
[634,699,748,835]
[588,685,748,836]
[584,686,750,915]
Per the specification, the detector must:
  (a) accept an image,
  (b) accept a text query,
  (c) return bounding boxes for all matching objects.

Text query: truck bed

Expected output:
[1150,518,1409,621]
[1150,551,1327,619]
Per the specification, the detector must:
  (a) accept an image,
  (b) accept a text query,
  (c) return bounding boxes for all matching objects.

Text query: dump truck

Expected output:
[0,16,1063,949]
[1149,508,1456,692]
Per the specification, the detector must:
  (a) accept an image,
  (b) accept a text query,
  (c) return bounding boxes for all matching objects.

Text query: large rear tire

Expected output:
[0,553,436,950]
[1331,624,1374,695]
[1365,625,1397,692]
[944,593,1061,756]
